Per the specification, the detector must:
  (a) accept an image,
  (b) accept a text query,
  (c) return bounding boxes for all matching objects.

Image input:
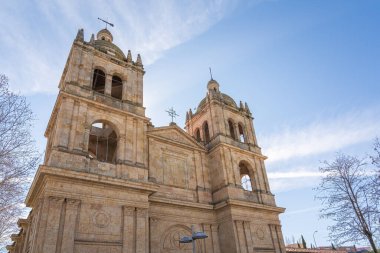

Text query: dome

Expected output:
[196,93,238,112]
[93,29,126,60]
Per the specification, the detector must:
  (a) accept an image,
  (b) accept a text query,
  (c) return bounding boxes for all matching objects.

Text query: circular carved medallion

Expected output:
[93,211,110,228]
[256,228,265,240]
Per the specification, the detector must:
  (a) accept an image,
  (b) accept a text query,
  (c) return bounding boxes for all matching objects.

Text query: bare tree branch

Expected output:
[315,152,379,253]
[0,74,40,249]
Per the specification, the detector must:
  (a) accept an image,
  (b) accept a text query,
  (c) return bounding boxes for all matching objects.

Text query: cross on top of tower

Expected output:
[209,67,213,80]
[166,107,179,124]
[98,17,114,29]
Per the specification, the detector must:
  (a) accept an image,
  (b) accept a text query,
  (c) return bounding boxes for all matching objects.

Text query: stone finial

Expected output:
[189,108,193,117]
[89,34,95,45]
[75,28,84,42]
[245,102,251,114]
[240,101,244,110]
[136,54,143,66]
[186,111,189,121]
[127,50,132,63]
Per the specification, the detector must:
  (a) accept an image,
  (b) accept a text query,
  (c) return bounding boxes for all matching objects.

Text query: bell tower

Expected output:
[185,79,282,253]
[45,28,150,176]
[20,28,157,253]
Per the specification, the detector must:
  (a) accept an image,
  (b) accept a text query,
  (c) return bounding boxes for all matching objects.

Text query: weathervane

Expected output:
[166,107,179,124]
[209,67,213,80]
[98,17,114,29]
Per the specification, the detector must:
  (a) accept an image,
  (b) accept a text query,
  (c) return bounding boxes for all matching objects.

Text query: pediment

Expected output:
[147,125,205,150]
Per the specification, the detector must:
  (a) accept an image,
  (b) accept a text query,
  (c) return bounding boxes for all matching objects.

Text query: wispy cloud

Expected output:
[282,206,320,216]
[267,165,322,192]
[268,170,321,179]
[0,0,237,94]
[261,107,380,164]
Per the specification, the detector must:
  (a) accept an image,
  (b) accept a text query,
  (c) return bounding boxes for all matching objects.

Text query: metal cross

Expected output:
[98,17,114,29]
[166,107,179,123]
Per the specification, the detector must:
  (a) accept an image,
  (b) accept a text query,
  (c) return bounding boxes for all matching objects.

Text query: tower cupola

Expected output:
[97,28,113,42]
[207,78,220,93]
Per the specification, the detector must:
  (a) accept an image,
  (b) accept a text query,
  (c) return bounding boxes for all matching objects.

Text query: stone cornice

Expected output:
[149,196,213,210]
[45,90,151,137]
[208,141,268,160]
[214,199,285,213]
[25,165,159,207]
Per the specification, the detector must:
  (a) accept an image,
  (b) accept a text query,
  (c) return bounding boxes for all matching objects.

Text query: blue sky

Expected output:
[1,0,379,247]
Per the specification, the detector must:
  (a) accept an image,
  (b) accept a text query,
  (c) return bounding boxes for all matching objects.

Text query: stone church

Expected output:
[7,28,285,253]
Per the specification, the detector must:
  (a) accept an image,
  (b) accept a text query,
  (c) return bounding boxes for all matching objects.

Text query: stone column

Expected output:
[122,206,135,253]
[117,135,126,164]
[136,208,148,253]
[211,224,221,253]
[234,123,239,141]
[105,74,112,96]
[83,127,90,153]
[122,80,128,101]
[53,98,74,149]
[60,199,81,253]
[42,197,64,253]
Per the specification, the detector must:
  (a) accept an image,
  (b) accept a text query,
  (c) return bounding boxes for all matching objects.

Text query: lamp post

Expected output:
[313,230,318,248]
[179,225,208,253]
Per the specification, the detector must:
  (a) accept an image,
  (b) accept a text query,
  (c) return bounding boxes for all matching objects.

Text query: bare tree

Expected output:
[315,153,379,253]
[0,74,39,248]
[371,138,380,196]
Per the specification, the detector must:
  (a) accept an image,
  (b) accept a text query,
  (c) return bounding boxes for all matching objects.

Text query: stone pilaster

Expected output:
[235,220,247,253]
[269,224,281,253]
[243,221,254,253]
[211,224,221,253]
[42,196,64,253]
[122,206,135,253]
[60,199,81,253]
[203,224,213,253]
[136,208,148,253]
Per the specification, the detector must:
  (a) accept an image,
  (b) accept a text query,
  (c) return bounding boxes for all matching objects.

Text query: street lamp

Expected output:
[179,225,208,253]
[313,230,318,248]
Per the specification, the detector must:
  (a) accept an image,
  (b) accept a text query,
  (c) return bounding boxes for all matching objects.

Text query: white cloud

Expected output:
[261,107,380,164]
[268,170,321,179]
[282,206,320,216]
[267,166,322,192]
[0,0,238,94]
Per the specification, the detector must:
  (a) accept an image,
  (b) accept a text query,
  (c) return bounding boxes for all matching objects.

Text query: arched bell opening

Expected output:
[88,121,118,163]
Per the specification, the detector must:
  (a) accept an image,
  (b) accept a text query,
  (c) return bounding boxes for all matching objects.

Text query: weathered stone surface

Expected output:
[8,28,285,253]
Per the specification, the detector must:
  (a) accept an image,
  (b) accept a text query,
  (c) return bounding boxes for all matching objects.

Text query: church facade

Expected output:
[7,28,285,253]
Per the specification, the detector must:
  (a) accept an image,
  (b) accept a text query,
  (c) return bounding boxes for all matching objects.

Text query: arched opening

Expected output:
[238,123,245,142]
[195,128,201,142]
[88,121,117,163]
[203,121,210,143]
[228,120,236,140]
[239,162,252,191]
[111,75,123,99]
[92,69,106,94]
